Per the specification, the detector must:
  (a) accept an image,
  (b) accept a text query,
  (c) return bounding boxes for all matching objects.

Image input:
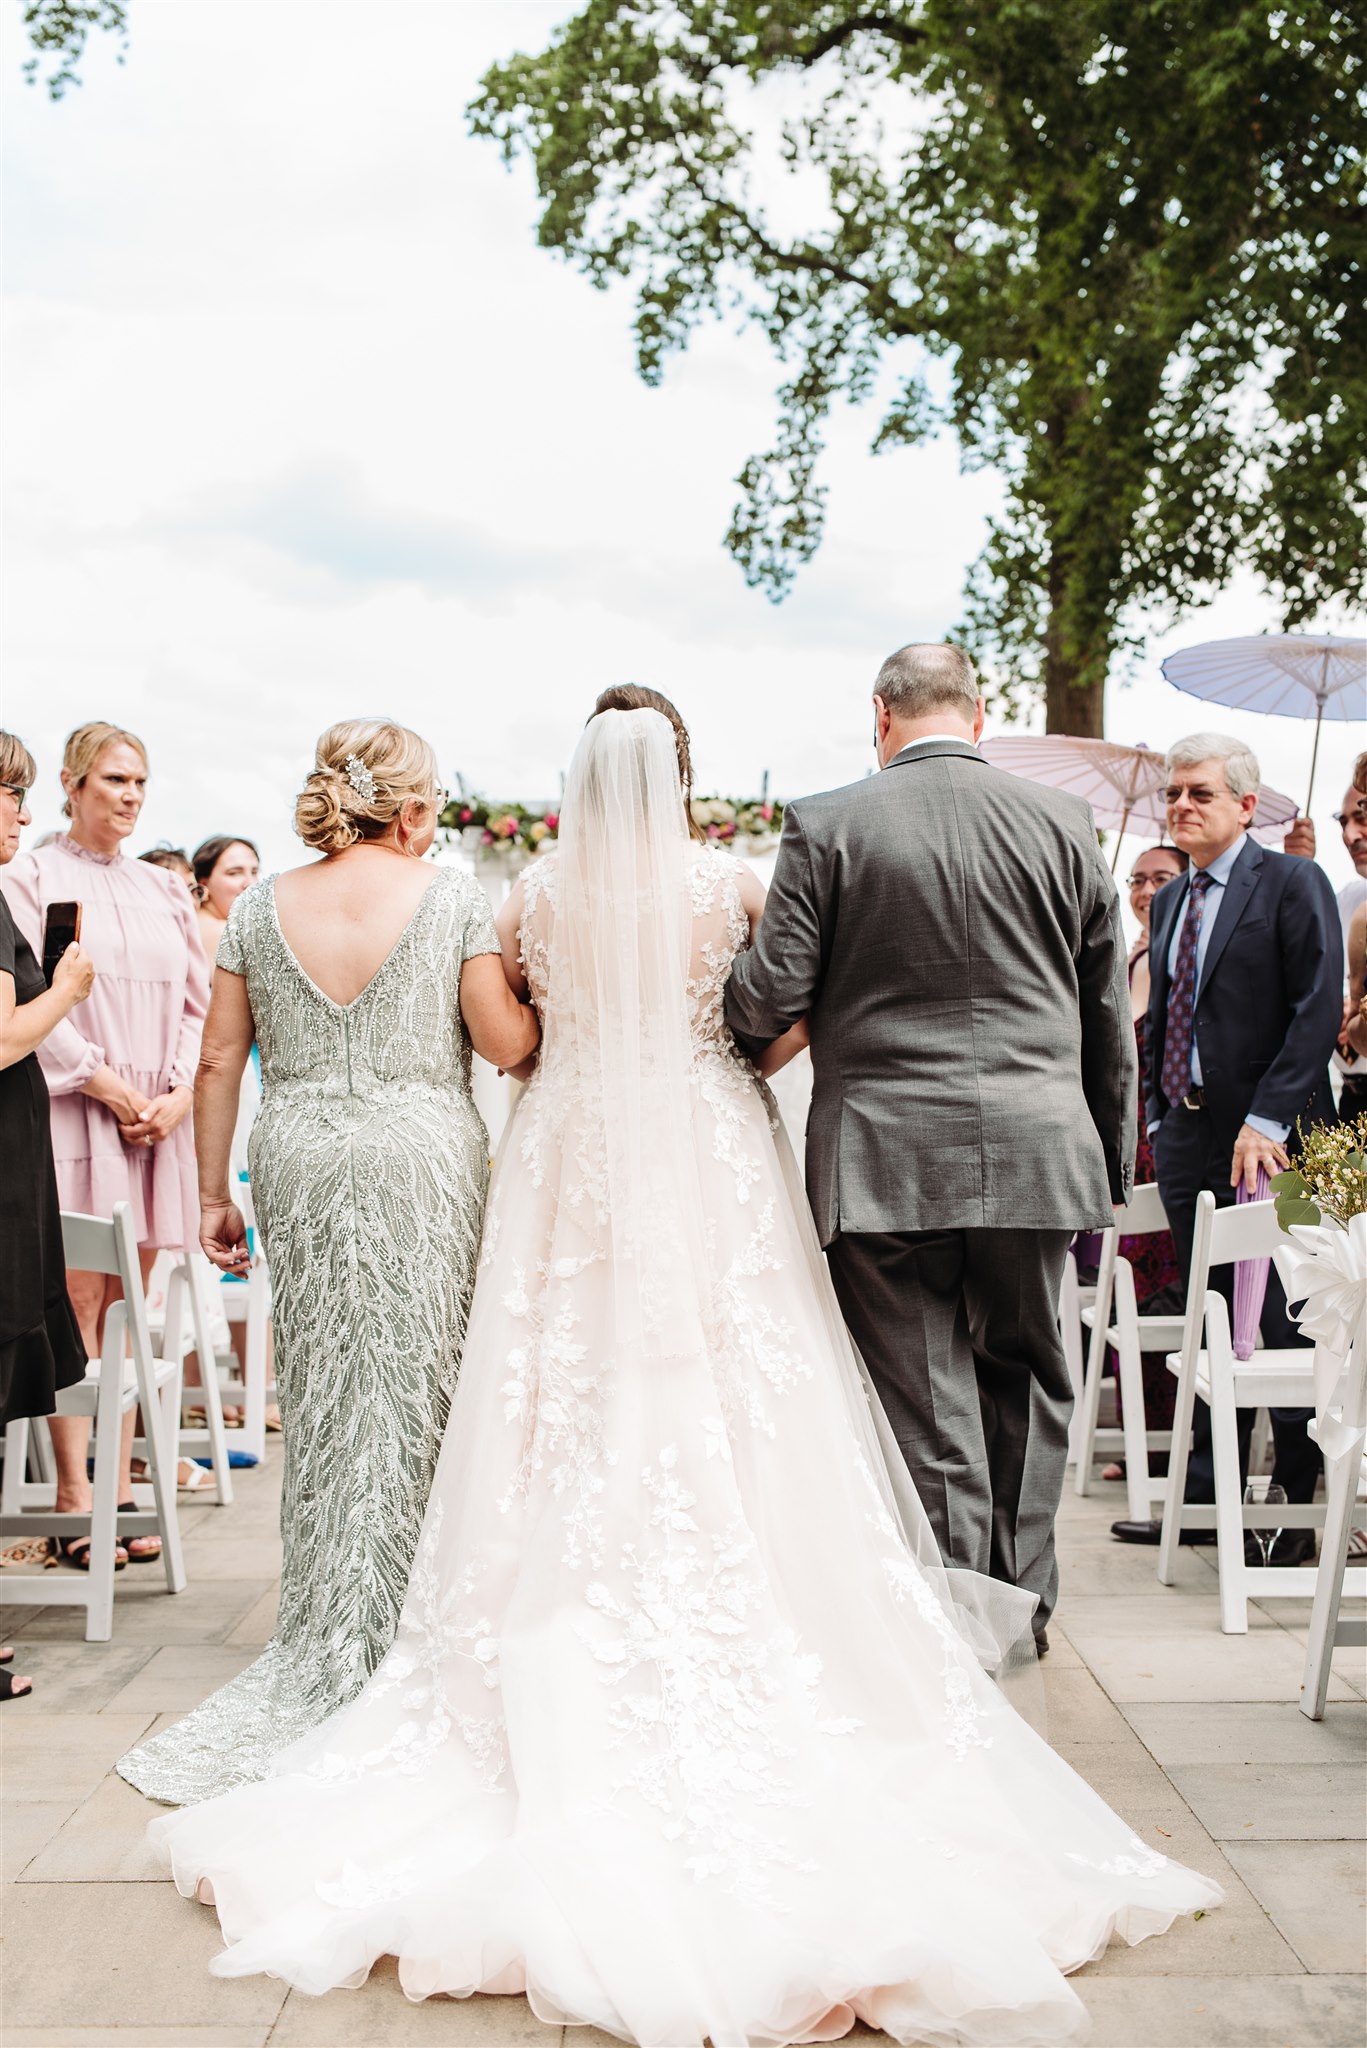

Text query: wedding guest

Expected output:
[0,722,210,1565]
[140,845,197,897]
[192,835,260,965]
[1333,754,1367,1116]
[0,735,99,1692]
[118,718,539,1805]
[1111,733,1343,1556]
[1099,845,1187,1477]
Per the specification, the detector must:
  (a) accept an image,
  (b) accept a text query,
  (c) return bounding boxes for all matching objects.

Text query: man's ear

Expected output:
[971,697,986,744]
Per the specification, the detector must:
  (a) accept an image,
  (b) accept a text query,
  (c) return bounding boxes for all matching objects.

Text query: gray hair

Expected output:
[873,642,979,720]
[1165,731,1261,801]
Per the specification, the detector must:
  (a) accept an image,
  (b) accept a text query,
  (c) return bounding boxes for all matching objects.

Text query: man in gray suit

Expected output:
[725,644,1135,1640]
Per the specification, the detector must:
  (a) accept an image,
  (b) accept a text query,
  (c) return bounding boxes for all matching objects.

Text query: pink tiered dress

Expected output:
[0,835,208,1251]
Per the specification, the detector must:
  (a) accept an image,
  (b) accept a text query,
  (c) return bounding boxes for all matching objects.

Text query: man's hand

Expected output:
[119,1085,193,1148]
[1230,1122,1290,1193]
[1283,818,1317,859]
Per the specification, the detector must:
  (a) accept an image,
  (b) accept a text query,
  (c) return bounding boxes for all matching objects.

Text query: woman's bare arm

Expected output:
[460,953,540,1071]
[494,882,529,998]
[757,1017,810,1078]
[194,967,254,1271]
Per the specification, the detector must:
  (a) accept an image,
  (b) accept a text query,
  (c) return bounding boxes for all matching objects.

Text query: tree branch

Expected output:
[791,13,925,67]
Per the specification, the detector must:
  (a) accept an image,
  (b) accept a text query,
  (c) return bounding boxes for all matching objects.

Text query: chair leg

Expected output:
[1157,1367,1197,1587]
[1301,1444,1358,1721]
[1,1418,30,1514]
[85,1352,124,1643]
[186,1259,233,1507]
[1209,1356,1249,1635]
[146,1362,187,1596]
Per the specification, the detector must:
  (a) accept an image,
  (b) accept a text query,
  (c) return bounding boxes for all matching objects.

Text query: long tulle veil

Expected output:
[523,708,1039,1684]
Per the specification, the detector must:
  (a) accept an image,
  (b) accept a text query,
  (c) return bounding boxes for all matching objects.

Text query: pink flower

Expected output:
[545,812,559,832]
[481,828,495,845]
[759,804,773,822]
[459,806,473,824]
[499,815,518,838]
[719,822,736,839]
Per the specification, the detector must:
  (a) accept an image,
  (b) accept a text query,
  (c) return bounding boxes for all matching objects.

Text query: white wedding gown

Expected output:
[150,713,1220,2047]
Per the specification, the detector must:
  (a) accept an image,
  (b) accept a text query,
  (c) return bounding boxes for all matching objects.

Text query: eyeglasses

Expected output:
[0,784,29,809]
[1128,869,1182,889]
[1163,785,1225,806]
[1332,800,1367,829]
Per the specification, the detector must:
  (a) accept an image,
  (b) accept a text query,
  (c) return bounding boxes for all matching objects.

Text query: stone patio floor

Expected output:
[2,1456,1363,2048]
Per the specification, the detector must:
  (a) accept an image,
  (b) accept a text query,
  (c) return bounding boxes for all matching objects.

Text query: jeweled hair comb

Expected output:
[344,754,377,804]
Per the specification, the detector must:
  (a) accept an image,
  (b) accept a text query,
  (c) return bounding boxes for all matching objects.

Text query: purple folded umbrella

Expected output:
[1233,1166,1272,1360]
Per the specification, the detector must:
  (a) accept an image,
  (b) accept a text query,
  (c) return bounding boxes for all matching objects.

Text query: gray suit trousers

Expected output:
[826,1228,1073,1630]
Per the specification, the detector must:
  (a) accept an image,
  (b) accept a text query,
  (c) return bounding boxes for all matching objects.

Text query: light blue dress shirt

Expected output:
[1162,833,1288,1142]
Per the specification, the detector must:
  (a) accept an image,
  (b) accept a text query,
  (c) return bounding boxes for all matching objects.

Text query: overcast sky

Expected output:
[3,0,1363,893]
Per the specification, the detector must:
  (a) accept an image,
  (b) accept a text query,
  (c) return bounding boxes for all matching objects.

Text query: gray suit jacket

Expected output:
[725,739,1136,1245]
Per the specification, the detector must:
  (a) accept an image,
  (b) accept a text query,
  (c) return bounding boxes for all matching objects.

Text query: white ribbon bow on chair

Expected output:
[1281,1213,1367,1461]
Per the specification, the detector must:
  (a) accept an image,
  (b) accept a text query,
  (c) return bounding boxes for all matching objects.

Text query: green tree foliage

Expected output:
[20,1,126,99]
[471,4,1366,731]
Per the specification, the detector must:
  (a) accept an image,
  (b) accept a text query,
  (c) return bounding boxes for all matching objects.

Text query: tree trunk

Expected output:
[1044,655,1105,736]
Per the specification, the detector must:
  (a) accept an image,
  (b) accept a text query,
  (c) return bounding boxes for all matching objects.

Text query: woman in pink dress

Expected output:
[0,722,209,1567]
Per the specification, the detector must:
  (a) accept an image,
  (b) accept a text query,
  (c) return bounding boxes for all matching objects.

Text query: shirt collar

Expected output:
[1193,832,1248,888]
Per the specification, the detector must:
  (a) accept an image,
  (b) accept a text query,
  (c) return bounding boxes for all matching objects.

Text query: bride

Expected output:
[150,701,1220,2046]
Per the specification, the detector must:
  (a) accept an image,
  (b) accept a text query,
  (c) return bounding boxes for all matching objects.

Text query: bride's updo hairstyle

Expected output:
[295,718,442,856]
[591,685,706,843]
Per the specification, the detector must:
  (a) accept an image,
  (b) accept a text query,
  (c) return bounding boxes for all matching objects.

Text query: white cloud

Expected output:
[4,0,1362,896]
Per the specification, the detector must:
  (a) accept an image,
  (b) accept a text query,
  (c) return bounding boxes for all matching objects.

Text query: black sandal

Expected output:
[118,1504,161,1564]
[0,1666,33,1701]
[55,1536,127,1572]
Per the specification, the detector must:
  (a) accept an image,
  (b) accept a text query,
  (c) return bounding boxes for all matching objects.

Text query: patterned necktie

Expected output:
[1160,869,1214,1107]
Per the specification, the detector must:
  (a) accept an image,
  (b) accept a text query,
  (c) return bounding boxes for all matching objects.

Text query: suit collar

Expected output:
[886,738,985,770]
[1198,835,1263,993]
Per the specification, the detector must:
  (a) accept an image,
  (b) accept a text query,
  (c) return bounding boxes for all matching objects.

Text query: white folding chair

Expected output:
[215,1179,271,1464]
[1157,1192,1367,1633]
[1058,1246,1096,1466]
[1074,1186,1183,1522]
[0,1204,186,1641]
[158,1255,234,1504]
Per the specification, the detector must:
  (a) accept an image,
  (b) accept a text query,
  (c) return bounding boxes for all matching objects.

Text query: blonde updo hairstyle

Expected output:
[295,719,443,856]
[61,722,149,818]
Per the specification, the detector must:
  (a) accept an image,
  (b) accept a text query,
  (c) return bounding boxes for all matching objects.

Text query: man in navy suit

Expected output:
[1111,732,1343,1553]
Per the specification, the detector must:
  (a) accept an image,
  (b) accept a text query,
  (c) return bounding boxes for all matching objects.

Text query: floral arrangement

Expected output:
[1271,1112,1367,1231]
[440,793,785,857]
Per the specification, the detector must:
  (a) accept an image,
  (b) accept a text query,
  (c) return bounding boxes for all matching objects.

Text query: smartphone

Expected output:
[41,900,82,985]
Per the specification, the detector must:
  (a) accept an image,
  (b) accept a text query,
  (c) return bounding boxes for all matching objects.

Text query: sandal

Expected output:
[178,1460,214,1492]
[56,1536,127,1572]
[118,1503,162,1563]
[0,1666,33,1701]
[0,1538,57,1570]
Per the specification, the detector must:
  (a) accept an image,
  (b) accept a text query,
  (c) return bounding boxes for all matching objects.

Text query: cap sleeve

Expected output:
[216,891,250,976]
[0,895,17,980]
[459,875,501,962]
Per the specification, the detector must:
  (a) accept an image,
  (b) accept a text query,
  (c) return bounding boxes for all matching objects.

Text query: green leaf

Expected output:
[1275,1197,1322,1233]
[1269,1169,1310,1197]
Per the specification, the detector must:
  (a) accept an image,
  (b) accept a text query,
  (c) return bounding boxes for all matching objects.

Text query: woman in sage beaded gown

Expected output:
[118,721,539,1806]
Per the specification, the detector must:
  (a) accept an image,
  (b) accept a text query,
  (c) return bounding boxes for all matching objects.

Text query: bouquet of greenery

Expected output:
[1270,1112,1367,1231]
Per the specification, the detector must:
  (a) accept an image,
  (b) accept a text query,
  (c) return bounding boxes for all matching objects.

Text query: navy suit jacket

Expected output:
[1145,838,1343,1154]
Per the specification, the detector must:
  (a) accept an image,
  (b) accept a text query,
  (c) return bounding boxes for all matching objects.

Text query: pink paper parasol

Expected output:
[1233,1166,1272,1360]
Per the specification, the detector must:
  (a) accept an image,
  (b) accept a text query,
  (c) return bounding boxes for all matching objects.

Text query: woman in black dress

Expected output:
[0,732,97,1698]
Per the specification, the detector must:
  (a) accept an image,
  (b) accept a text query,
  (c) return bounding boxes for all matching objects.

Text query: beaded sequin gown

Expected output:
[147,716,1220,2046]
[118,867,501,1806]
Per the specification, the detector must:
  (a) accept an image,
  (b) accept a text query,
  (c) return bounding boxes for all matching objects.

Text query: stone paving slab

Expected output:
[3,1455,1364,2047]
[1221,1840,1367,1974]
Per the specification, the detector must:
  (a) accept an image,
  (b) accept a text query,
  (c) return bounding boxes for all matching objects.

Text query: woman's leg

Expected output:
[50,1269,101,1514]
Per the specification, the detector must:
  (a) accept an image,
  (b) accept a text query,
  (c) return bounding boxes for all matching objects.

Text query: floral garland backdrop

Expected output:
[440,794,785,857]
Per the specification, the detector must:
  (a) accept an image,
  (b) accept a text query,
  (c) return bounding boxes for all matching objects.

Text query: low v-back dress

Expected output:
[118,866,501,1806]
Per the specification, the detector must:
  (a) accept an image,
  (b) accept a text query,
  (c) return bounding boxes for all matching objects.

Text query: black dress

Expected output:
[0,894,85,1427]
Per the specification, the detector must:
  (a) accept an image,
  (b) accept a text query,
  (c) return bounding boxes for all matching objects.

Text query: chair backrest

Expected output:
[1114,1183,1170,1236]
[1202,1193,1285,1268]
[61,1204,139,1285]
